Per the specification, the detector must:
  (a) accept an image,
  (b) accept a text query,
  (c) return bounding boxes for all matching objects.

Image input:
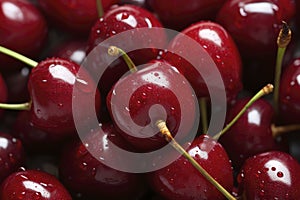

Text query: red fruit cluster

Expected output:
[0,0,299,199]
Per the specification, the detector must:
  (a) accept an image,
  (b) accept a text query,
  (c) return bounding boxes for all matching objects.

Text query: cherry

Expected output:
[146,0,226,30]
[219,98,286,170]
[87,4,166,95]
[0,132,25,183]
[279,57,300,124]
[163,21,242,101]
[50,40,88,65]
[216,0,296,59]
[238,151,300,199]
[148,134,234,200]
[59,123,147,199]
[106,58,197,151]
[0,0,48,71]
[0,169,72,200]
[37,0,119,35]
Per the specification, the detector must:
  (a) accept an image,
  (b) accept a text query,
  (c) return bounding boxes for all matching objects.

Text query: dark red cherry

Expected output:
[0,169,72,200]
[149,135,234,200]
[238,151,300,199]
[87,4,166,95]
[147,0,226,30]
[106,60,197,151]
[0,73,7,116]
[279,57,300,124]
[59,123,147,199]
[38,0,119,35]
[216,0,296,58]
[28,57,101,138]
[219,98,286,170]
[50,40,88,65]
[0,132,25,183]
[163,21,242,101]
[0,0,48,71]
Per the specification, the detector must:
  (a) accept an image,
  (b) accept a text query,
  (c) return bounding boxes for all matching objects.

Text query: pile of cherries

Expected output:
[0,0,300,199]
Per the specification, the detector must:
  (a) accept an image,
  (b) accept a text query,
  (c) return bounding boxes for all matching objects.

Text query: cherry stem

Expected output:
[156,120,236,200]
[272,124,300,138]
[108,46,138,73]
[199,98,208,134]
[96,0,104,18]
[0,102,31,111]
[274,21,292,115]
[0,46,38,68]
[213,84,274,140]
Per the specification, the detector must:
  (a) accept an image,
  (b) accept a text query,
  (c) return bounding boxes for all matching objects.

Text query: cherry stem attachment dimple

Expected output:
[199,98,208,134]
[108,46,138,73]
[0,46,38,68]
[0,102,31,111]
[156,120,236,200]
[96,0,104,18]
[274,21,292,115]
[213,84,274,140]
[272,124,300,138]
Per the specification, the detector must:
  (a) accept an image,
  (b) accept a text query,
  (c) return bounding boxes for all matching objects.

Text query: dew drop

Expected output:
[271,167,276,171]
[277,171,284,178]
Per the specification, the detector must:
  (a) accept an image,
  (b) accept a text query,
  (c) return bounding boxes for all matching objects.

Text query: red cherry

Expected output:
[0,169,72,200]
[219,98,286,169]
[147,0,226,30]
[0,0,48,71]
[59,123,147,199]
[28,58,101,137]
[216,0,296,58]
[37,0,119,35]
[0,132,25,183]
[87,4,166,95]
[279,57,300,124]
[149,135,234,200]
[238,151,300,199]
[106,60,197,151]
[163,21,242,101]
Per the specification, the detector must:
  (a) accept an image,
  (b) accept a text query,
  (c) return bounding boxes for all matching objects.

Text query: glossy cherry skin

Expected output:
[238,151,300,199]
[0,132,25,183]
[0,169,72,200]
[163,21,242,101]
[87,4,166,95]
[0,0,48,71]
[279,57,300,124]
[147,0,226,30]
[59,123,147,199]
[28,58,101,138]
[149,135,234,200]
[0,73,7,116]
[107,60,197,151]
[216,0,296,58]
[50,40,88,65]
[38,0,119,35]
[219,98,286,170]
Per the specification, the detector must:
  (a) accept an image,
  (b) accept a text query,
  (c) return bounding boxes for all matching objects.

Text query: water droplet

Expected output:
[11,138,17,143]
[80,162,88,170]
[271,167,276,171]
[277,171,284,178]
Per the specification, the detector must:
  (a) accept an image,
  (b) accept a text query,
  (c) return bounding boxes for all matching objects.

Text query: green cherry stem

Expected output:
[199,97,208,134]
[274,21,292,115]
[0,102,31,111]
[156,120,236,200]
[108,46,138,73]
[0,46,38,67]
[96,0,104,18]
[213,84,274,140]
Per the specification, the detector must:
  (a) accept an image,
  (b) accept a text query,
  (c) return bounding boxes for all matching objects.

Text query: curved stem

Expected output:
[96,0,104,18]
[0,102,31,111]
[274,21,292,115]
[199,98,208,134]
[272,124,300,137]
[213,84,274,140]
[0,46,38,68]
[108,46,137,73]
[156,120,236,200]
